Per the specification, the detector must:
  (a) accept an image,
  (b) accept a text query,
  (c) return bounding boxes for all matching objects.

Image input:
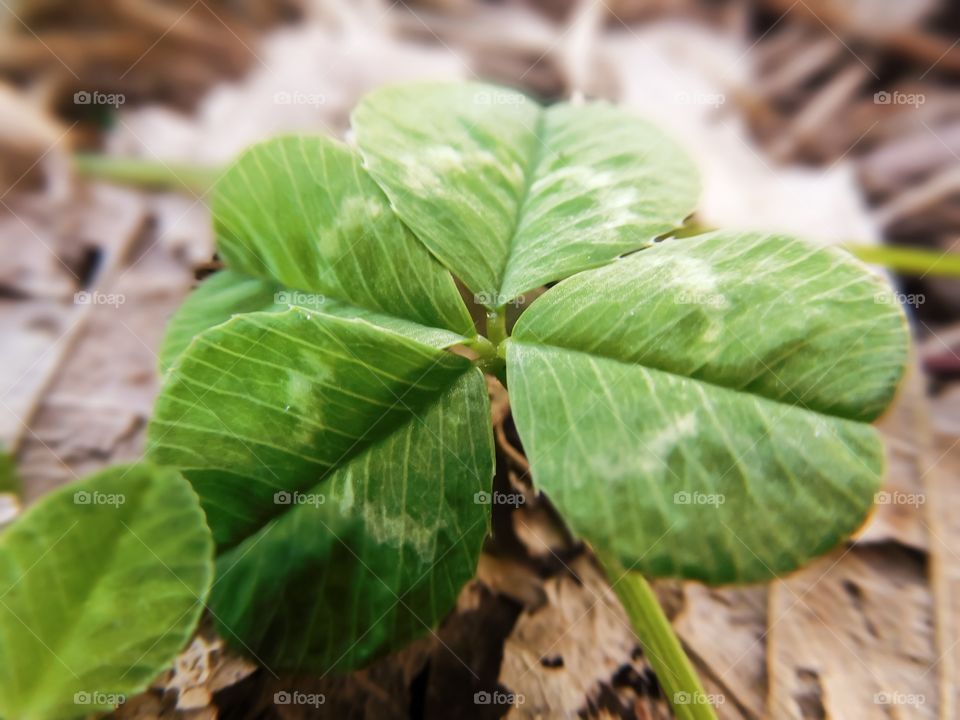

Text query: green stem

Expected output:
[486,307,507,347]
[600,556,718,720]
[477,357,507,387]
[464,335,497,360]
[680,220,960,279]
[843,242,960,278]
[0,450,19,497]
[72,153,221,196]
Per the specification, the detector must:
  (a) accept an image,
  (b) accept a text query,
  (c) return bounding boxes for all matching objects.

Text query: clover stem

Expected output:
[72,153,221,196]
[843,242,960,278]
[599,555,718,720]
[477,356,508,388]
[465,335,497,360]
[486,307,508,347]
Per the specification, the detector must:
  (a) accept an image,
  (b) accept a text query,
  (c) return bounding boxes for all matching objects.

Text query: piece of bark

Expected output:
[876,165,960,229]
[0,82,71,199]
[859,363,929,551]
[477,553,547,610]
[0,299,82,452]
[500,553,670,719]
[147,193,217,268]
[758,0,941,42]
[0,205,78,300]
[756,35,843,99]
[767,62,873,162]
[673,585,768,719]
[768,544,937,719]
[15,186,191,501]
[925,386,960,719]
[1,184,148,455]
[859,122,960,198]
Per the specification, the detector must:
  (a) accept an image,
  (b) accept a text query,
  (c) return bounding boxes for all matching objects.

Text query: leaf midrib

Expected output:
[493,108,549,303]
[508,337,866,423]
[217,137,474,338]
[178,346,475,551]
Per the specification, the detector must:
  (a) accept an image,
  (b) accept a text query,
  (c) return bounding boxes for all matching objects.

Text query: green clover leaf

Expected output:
[147,82,908,679]
[0,464,213,720]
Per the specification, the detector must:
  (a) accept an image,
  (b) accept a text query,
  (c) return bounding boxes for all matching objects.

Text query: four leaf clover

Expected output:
[147,81,908,671]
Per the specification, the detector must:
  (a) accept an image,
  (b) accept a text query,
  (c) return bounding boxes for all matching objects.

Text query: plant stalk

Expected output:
[465,335,497,360]
[843,242,960,278]
[72,153,221,196]
[486,307,508,347]
[477,356,508,387]
[600,556,719,720]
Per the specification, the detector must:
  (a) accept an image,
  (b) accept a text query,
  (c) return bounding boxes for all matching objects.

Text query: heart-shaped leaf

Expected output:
[212,134,473,335]
[148,309,492,670]
[508,232,908,583]
[211,370,491,671]
[0,464,213,720]
[353,82,700,304]
[158,270,469,373]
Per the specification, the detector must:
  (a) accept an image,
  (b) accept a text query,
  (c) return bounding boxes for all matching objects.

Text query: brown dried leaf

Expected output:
[768,544,937,719]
